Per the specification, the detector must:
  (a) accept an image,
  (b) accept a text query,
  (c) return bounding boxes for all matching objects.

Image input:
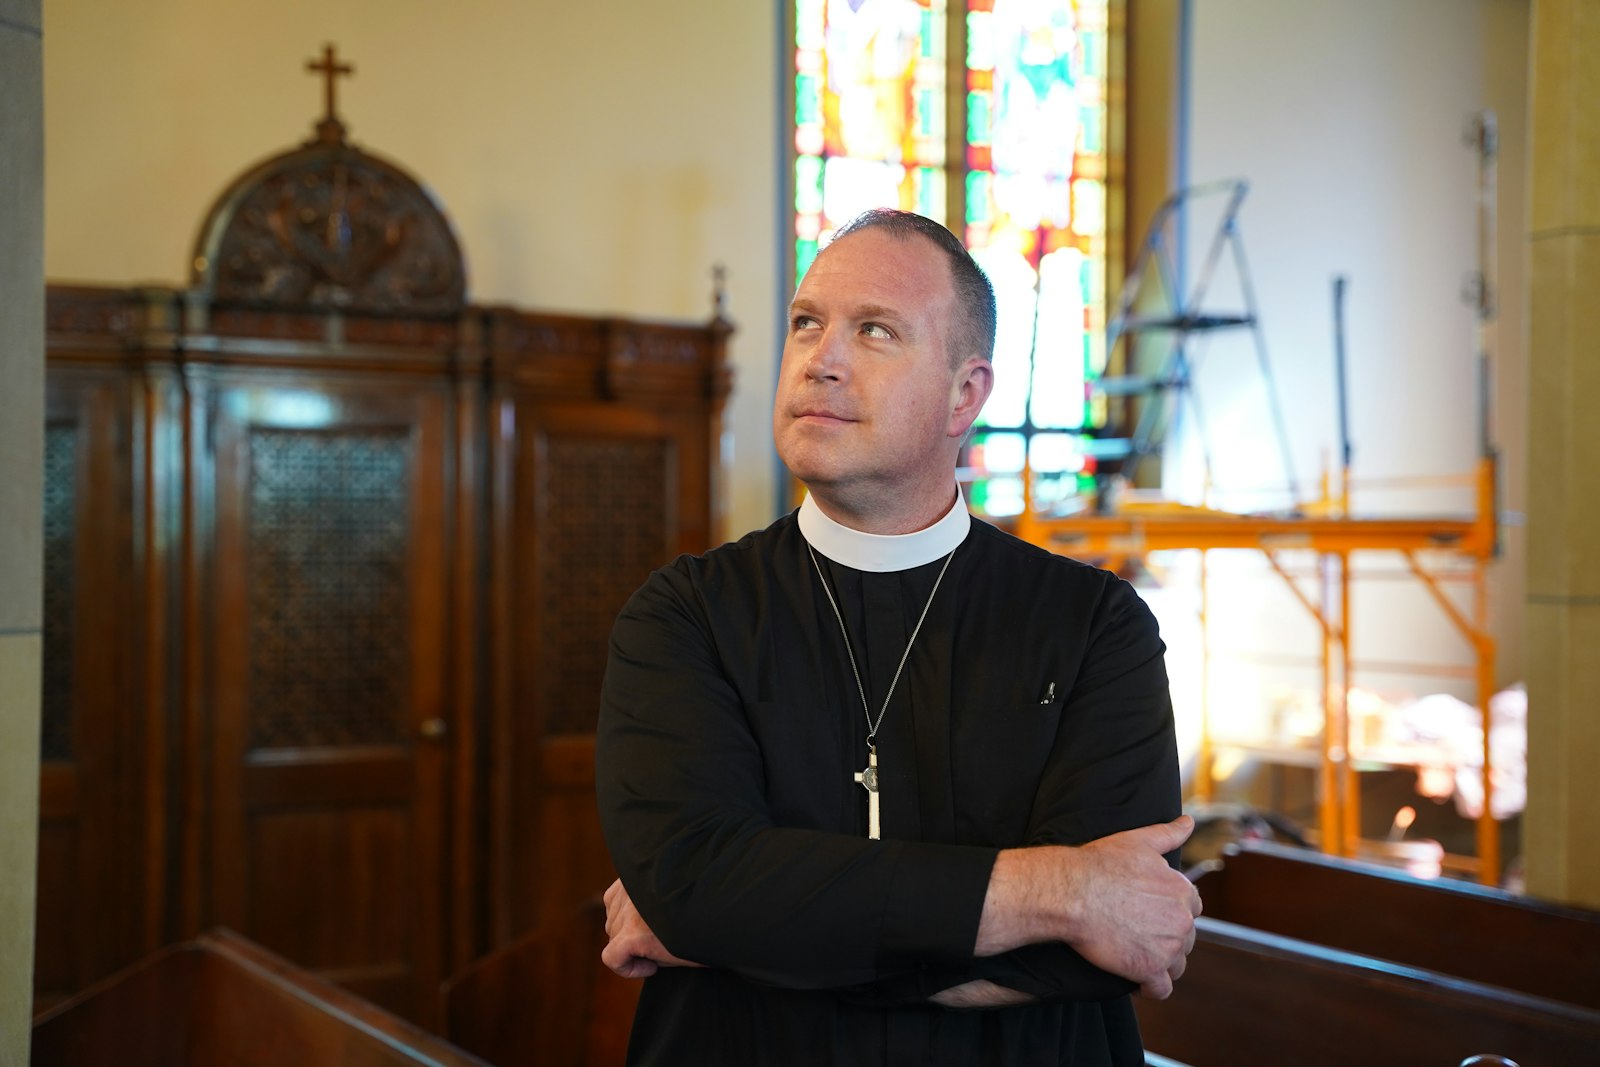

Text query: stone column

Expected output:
[1523,0,1600,908]
[0,0,43,1059]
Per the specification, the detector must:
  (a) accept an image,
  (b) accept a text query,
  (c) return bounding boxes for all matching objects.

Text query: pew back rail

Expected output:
[1138,917,1600,1067]
[1193,839,1600,1011]
[32,928,490,1067]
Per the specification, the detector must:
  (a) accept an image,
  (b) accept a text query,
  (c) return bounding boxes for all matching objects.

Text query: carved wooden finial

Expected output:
[306,43,355,143]
[711,263,728,320]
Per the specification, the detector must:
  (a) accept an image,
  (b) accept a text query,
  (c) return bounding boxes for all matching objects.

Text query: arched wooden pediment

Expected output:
[190,126,466,316]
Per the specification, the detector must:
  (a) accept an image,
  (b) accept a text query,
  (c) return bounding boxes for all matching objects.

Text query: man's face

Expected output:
[773,228,990,515]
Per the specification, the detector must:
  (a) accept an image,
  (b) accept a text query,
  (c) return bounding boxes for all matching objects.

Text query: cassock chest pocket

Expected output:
[951,696,1064,840]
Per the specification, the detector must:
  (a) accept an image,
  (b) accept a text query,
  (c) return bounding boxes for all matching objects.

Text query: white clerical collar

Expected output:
[798,490,971,573]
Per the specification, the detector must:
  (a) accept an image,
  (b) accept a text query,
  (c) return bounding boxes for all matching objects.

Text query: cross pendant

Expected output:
[853,743,881,840]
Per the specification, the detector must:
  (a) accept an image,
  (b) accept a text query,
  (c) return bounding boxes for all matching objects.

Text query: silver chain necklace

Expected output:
[806,544,956,840]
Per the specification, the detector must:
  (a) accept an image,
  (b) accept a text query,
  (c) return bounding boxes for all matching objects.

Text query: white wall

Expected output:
[44,0,782,540]
[1148,1,1529,798]
[1182,0,1526,515]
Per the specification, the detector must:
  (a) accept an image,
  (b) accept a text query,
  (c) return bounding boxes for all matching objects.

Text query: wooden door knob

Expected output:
[418,717,448,741]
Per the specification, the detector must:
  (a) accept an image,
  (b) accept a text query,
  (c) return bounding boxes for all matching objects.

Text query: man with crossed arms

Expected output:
[596,209,1199,1065]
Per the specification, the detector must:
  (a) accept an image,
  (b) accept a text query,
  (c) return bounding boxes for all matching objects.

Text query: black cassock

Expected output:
[596,509,1180,1066]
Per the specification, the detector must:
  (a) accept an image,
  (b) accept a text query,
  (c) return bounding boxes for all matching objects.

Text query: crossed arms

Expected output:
[602,816,1199,1006]
[595,556,1200,1008]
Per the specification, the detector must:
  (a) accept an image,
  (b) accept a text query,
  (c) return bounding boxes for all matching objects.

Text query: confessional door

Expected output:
[493,398,714,942]
[197,368,459,1021]
[34,365,152,1010]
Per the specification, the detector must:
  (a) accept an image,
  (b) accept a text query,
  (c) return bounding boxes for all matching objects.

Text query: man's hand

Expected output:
[600,879,705,979]
[1056,816,1201,999]
[975,815,1201,1000]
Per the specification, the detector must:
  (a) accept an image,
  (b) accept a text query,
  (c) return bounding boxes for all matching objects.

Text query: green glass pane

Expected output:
[916,167,942,218]
[1080,103,1102,153]
[965,170,991,224]
[966,90,991,145]
[795,73,821,126]
[1081,28,1103,78]
[795,156,824,213]
[796,240,818,281]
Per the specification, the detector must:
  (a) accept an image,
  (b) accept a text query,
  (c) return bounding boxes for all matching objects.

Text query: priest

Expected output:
[595,208,1199,1065]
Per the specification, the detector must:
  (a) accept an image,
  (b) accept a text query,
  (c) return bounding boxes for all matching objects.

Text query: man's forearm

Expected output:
[928,979,1036,1010]
[973,845,1075,956]
[971,817,1201,999]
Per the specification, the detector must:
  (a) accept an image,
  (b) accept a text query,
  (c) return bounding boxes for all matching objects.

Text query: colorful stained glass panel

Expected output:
[968,1,1106,409]
[793,0,949,279]
[792,0,1110,516]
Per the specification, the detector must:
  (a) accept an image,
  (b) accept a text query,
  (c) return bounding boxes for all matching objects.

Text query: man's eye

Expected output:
[862,323,891,339]
[792,315,820,331]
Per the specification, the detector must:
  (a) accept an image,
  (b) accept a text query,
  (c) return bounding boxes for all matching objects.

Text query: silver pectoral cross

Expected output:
[853,742,881,840]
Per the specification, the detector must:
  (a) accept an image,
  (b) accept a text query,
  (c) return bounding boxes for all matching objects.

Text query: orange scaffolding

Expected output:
[1011,456,1502,883]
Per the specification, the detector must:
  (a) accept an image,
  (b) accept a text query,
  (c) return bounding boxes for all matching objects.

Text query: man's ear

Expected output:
[948,358,994,439]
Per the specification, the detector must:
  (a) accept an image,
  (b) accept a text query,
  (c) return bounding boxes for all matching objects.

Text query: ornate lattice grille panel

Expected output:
[247,428,410,749]
[42,424,79,762]
[539,437,669,735]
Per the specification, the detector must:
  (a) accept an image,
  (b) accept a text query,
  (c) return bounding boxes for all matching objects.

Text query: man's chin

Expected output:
[776,441,839,486]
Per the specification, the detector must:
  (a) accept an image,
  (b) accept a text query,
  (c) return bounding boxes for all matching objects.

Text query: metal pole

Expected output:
[1333,275,1352,475]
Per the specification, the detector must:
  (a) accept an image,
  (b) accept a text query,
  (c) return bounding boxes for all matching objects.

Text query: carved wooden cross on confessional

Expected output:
[306,44,355,136]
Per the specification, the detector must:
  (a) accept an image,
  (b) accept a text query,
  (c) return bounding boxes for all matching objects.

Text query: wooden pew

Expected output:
[32,928,489,1067]
[441,897,640,1067]
[1138,917,1600,1067]
[1191,839,1600,1011]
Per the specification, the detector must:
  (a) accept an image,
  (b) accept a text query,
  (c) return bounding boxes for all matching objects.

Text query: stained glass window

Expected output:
[794,0,950,281]
[792,0,1114,518]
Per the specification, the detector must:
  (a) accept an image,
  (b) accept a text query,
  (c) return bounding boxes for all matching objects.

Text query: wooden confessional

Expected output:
[36,95,731,1024]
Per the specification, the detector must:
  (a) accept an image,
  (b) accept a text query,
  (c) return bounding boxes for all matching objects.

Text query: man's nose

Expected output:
[804,326,849,382]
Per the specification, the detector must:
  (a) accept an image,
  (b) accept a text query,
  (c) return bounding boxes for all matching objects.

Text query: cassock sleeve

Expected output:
[596,563,1001,991]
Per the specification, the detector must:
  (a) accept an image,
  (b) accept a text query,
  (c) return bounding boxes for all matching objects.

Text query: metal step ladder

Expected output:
[1086,180,1300,507]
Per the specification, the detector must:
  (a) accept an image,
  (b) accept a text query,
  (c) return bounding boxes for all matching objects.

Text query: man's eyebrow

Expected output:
[853,303,907,325]
[785,299,916,334]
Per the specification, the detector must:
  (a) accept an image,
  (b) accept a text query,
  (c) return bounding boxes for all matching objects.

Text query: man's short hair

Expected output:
[827,209,997,367]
